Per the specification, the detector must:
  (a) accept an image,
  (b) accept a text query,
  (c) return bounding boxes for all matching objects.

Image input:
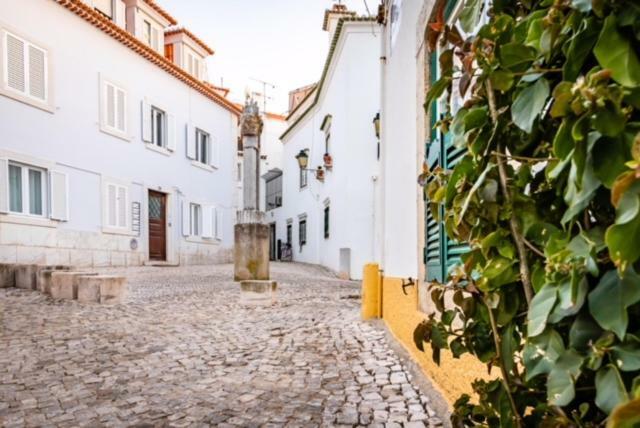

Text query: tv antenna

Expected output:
[249,78,276,114]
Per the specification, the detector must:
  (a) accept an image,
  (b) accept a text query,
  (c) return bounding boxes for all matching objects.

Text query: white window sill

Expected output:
[185,235,221,245]
[0,213,59,228]
[145,143,173,156]
[102,226,135,236]
[100,125,131,142]
[0,87,54,114]
[191,161,216,172]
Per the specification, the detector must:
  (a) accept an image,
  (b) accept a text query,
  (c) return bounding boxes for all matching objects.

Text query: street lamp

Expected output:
[295,149,309,170]
[295,149,324,182]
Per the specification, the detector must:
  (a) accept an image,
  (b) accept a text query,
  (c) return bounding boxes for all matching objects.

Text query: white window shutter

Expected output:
[105,83,115,128]
[107,183,116,227]
[117,185,128,228]
[215,207,223,240]
[116,88,126,132]
[181,200,190,236]
[151,27,159,51]
[28,45,46,101]
[0,158,8,213]
[209,135,219,168]
[49,170,68,221]
[167,113,176,151]
[114,0,126,28]
[202,205,213,238]
[6,33,25,93]
[141,100,151,142]
[186,124,196,159]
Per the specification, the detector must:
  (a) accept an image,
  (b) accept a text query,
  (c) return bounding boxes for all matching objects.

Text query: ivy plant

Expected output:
[415,0,640,426]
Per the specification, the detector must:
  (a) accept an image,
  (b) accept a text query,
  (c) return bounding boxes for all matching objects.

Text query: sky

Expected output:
[156,0,374,114]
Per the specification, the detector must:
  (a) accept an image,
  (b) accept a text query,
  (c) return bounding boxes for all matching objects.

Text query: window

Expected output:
[287,223,292,245]
[105,182,128,229]
[299,219,307,246]
[190,203,202,236]
[186,53,200,79]
[324,206,330,239]
[3,30,48,104]
[321,114,332,154]
[143,20,152,46]
[195,129,210,164]
[265,173,282,211]
[8,162,46,216]
[151,106,166,147]
[237,162,242,182]
[299,169,308,189]
[101,79,127,136]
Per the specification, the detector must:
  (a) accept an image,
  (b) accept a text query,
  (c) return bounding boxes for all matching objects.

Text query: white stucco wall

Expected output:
[276,22,381,280]
[0,0,239,267]
[379,0,432,279]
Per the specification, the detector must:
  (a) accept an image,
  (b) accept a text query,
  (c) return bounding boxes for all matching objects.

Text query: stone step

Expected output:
[0,264,15,288]
[76,275,127,304]
[50,272,99,300]
[37,266,74,294]
[239,280,277,306]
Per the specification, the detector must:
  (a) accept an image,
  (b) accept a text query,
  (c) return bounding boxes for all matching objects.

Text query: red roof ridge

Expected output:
[142,0,177,25]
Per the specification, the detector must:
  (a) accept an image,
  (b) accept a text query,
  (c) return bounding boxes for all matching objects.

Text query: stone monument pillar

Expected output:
[234,100,271,283]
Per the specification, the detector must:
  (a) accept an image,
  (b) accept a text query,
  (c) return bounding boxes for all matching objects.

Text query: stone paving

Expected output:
[0,263,444,427]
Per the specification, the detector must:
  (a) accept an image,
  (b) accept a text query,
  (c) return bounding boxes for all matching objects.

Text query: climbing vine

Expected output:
[415,0,640,426]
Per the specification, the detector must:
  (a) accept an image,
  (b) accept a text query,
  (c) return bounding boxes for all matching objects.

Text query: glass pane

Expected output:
[9,165,22,212]
[28,169,42,215]
[149,195,161,220]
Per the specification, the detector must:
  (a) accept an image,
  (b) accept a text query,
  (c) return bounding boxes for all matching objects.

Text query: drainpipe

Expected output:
[378,1,388,271]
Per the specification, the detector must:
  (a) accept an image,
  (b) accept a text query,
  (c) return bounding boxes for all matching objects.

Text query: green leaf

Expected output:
[562,133,602,224]
[594,16,640,87]
[564,18,601,81]
[606,183,640,268]
[594,103,628,137]
[550,82,574,118]
[458,163,494,224]
[459,0,483,34]
[499,43,537,71]
[425,76,452,108]
[571,0,592,12]
[547,350,584,406]
[500,323,517,373]
[593,137,631,188]
[595,365,629,414]
[490,69,514,92]
[570,313,603,351]
[549,277,588,323]
[607,398,640,428]
[523,328,565,381]
[611,336,640,371]
[588,269,640,340]
[512,78,550,133]
[527,285,558,337]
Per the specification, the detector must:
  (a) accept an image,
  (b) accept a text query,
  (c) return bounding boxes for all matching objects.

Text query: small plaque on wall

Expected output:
[132,202,141,236]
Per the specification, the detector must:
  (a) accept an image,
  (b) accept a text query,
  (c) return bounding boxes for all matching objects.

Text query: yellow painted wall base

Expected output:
[361,263,381,320]
[380,276,488,405]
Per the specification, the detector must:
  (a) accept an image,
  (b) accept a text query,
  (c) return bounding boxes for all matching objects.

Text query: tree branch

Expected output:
[484,297,523,428]
[485,80,534,306]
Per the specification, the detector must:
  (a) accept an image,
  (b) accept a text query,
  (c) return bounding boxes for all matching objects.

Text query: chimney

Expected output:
[323,3,356,41]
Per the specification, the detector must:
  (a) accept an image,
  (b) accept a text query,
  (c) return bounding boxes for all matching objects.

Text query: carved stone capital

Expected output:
[240,99,264,137]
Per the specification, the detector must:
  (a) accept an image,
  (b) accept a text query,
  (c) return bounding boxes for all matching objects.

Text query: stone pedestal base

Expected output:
[239,280,277,306]
[234,210,270,281]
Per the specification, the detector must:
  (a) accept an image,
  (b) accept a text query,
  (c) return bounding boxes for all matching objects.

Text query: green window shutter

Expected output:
[425,134,444,282]
[443,131,470,275]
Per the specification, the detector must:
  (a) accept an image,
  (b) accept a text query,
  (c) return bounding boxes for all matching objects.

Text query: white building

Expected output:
[0,0,241,267]
[273,4,381,280]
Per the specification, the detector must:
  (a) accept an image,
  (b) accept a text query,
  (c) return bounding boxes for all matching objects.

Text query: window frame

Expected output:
[195,128,210,165]
[151,105,167,148]
[299,168,308,189]
[104,181,129,230]
[190,203,202,236]
[7,161,47,218]
[1,28,52,112]
[99,75,128,140]
[299,219,307,246]
[143,20,152,46]
[265,173,283,211]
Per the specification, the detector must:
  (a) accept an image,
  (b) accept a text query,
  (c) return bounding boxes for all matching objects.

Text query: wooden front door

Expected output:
[148,190,166,261]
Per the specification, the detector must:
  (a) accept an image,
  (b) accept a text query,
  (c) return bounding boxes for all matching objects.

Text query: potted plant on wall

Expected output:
[323,153,333,169]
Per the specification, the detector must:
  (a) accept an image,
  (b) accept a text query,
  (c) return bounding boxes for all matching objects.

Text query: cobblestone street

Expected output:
[0,263,443,427]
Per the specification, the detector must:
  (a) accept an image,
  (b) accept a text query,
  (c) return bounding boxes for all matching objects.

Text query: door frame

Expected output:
[144,186,176,264]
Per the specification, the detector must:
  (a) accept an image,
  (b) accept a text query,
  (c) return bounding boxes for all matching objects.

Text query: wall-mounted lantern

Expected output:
[373,112,381,139]
[295,149,325,182]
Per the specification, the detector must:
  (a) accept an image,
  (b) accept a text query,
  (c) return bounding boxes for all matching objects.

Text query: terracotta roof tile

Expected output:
[143,0,177,25]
